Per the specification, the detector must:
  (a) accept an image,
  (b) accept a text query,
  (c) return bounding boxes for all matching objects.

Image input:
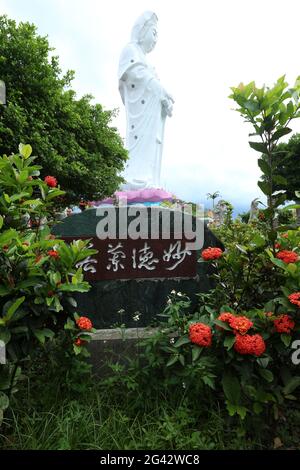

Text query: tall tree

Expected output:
[0,15,127,203]
[206,191,221,209]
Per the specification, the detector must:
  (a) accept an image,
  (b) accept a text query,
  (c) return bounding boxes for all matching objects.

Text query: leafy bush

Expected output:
[119,225,300,426]
[0,144,96,424]
[0,15,128,204]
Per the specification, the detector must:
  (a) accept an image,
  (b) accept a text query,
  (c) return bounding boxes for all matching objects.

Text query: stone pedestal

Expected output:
[53,207,224,329]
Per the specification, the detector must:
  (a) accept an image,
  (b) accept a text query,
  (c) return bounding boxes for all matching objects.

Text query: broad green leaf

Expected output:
[59,282,90,293]
[224,335,236,351]
[192,345,202,362]
[166,355,179,367]
[46,189,65,201]
[287,263,297,275]
[0,328,11,344]
[280,334,292,347]
[179,354,185,366]
[33,328,55,344]
[272,193,287,208]
[244,100,260,113]
[213,319,232,331]
[0,229,18,245]
[271,127,292,142]
[222,372,241,405]
[257,356,270,368]
[73,344,82,355]
[283,376,300,395]
[236,405,247,420]
[271,257,287,270]
[17,170,29,184]
[174,335,190,348]
[3,297,25,323]
[10,191,30,202]
[249,141,268,153]
[257,180,272,195]
[0,392,9,411]
[282,204,300,211]
[202,375,216,389]
[251,233,266,247]
[19,143,32,159]
[257,158,271,176]
[258,368,274,383]
[273,175,288,185]
[283,377,300,395]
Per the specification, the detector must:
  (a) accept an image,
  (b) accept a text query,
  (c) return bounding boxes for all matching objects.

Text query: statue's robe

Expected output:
[118,43,166,189]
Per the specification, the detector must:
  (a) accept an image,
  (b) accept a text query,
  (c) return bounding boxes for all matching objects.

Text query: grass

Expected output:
[1,395,264,450]
[0,354,299,450]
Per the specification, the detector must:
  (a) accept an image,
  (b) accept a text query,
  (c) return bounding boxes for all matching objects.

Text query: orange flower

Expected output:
[229,316,253,335]
[201,247,223,261]
[74,338,86,347]
[288,292,300,307]
[48,250,59,259]
[273,314,295,334]
[218,312,235,323]
[76,316,93,331]
[264,311,274,318]
[234,334,266,356]
[44,175,57,187]
[189,322,212,347]
[276,250,298,264]
[216,312,235,330]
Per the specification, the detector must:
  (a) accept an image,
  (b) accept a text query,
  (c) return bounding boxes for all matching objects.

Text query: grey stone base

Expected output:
[88,327,161,375]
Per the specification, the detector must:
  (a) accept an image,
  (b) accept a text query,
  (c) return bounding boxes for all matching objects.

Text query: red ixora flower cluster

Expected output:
[217,312,253,335]
[229,316,253,335]
[218,312,235,323]
[234,334,266,357]
[48,250,59,259]
[74,338,86,347]
[189,322,212,347]
[288,292,300,307]
[76,316,93,331]
[44,175,57,187]
[276,250,298,264]
[201,247,223,261]
[273,314,295,334]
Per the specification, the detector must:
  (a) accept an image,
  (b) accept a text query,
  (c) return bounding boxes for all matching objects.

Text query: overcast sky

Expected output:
[1,0,300,212]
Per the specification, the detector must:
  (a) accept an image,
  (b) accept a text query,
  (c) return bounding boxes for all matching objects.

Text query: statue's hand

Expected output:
[166,93,175,104]
[162,96,174,117]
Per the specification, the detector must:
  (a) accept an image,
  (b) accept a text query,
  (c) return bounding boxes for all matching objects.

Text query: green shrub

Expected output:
[0,144,96,424]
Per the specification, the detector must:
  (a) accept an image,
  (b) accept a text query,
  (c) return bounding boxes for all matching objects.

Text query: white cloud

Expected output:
[2,0,300,209]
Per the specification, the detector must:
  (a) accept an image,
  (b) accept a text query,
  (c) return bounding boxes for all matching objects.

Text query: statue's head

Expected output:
[131,11,158,53]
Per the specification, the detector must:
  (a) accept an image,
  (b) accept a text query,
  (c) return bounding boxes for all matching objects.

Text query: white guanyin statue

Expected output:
[118,11,174,190]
